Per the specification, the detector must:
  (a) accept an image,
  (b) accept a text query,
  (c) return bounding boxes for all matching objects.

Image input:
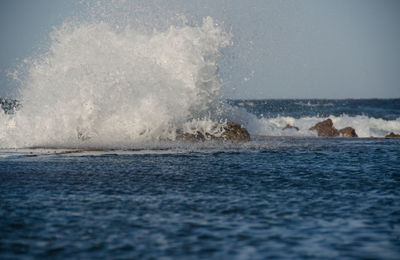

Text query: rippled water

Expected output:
[1,137,399,259]
[1,1,399,258]
[230,99,400,120]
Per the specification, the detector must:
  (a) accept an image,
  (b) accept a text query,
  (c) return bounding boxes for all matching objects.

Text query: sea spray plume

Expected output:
[0,16,232,148]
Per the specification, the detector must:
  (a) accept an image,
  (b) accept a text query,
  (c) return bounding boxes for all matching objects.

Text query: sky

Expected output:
[0,0,399,99]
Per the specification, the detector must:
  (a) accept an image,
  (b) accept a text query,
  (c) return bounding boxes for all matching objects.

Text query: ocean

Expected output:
[1,99,400,259]
[0,6,400,259]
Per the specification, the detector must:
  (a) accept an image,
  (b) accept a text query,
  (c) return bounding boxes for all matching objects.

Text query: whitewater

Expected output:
[0,17,235,148]
[0,11,399,149]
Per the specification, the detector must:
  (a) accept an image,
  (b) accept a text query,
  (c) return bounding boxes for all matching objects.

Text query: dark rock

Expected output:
[222,123,251,142]
[385,132,400,138]
[176,122,250,142]
[177,130,206,142]
[309,118,340,137]
[283,124,299,131]
[339,127,358,138]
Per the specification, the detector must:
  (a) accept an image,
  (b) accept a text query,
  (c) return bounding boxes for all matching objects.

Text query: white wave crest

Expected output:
[246,114,400,138]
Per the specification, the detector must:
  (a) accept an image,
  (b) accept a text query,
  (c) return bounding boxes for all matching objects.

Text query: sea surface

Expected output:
[1,99,400,259]
[1,5,399,258]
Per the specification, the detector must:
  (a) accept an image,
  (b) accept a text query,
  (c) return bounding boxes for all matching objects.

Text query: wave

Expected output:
[246,114,400,138]
[0,2,398,149]
[294,101,334,107]
[0,15,236,148]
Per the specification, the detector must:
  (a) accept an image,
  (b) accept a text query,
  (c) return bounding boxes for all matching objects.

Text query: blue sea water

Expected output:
[229,99,400,120]
[1,99,400,259]
[1,3,399,258]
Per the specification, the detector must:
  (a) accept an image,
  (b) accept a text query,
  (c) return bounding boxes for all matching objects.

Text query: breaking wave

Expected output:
[0,2,399,149]
[246,114,400,138]
[0,14,240,148]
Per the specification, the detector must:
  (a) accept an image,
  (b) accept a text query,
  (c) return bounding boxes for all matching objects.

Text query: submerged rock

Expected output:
[309,119,340,137]
[282,124,299,131]
[177,122,250,142]
[385,132,400,138]
[339,127,358,138]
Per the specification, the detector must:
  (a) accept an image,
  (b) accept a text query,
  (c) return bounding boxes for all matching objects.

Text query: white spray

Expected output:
[0,15,234,148]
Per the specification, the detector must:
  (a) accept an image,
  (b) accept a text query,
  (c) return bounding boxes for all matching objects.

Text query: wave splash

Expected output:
[247,114,400,138]
[1,2,399,148]
[0,16,237,148]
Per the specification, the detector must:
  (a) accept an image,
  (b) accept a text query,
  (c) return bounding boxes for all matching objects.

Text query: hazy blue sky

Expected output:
[1,0,399,99]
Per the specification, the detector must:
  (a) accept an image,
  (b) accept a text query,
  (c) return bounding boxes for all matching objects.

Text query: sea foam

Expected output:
[246,114,400,138]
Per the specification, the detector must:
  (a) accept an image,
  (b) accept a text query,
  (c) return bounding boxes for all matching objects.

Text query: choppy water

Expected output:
[1,137,400,259]
[1,1,400,259]
[230,99,400,121]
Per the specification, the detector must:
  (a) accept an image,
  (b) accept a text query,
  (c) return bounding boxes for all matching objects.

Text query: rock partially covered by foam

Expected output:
[309,119,340,137]
[177,130,207,142]
[283,124,299,131]
[177,122,250,142]
[339,127,358,138]
[385,132,400,138]
[310,119,359,137]
[222,123,251,142]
